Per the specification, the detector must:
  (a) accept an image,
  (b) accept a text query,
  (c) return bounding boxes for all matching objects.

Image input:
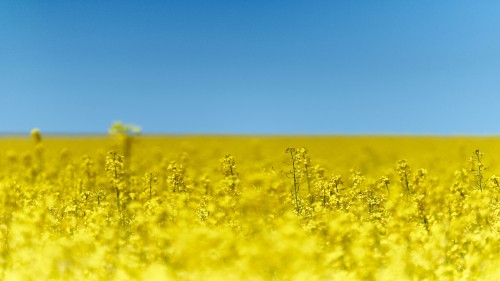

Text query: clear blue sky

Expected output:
[1,1,500,134]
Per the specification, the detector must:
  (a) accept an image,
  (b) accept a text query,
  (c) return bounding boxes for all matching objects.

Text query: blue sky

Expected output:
[1,1,500,134]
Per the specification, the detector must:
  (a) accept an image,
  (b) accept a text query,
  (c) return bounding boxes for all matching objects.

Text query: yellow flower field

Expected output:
[2,133,500,280]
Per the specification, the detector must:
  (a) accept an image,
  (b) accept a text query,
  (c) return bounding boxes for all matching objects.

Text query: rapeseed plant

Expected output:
[109,122,141,166]
[285,148,301,214]
[470,149,486,191]
[296,148,313,204]
[142,172,158,200]
[220,154,239,195]
[31,128,41,144]
[105,151,125,215]
[167,161,186,193]
[396,160,412,196]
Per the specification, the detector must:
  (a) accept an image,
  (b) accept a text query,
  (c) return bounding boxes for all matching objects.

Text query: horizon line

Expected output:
[2,132,500,138]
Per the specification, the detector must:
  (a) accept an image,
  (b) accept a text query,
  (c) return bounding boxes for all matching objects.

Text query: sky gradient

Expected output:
[2,1,500,134]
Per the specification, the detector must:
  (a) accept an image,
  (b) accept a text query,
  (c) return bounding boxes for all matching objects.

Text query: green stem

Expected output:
[290,150,300,213]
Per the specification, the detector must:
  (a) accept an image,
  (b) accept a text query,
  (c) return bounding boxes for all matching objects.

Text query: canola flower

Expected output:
[3,133,500,280]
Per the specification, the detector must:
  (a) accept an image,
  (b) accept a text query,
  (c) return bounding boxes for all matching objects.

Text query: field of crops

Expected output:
[2,131,500,280]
